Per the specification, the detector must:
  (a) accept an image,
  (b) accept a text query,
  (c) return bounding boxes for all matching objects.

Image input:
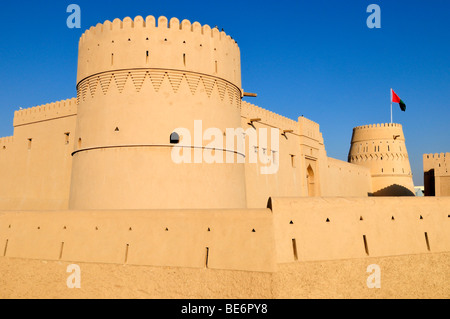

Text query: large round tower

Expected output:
[348,123,415,196]
[69,16,247,210]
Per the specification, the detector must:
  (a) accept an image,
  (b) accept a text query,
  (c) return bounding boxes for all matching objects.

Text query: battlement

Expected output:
[424,153,450,160]
[241,101,299,134]
[353,123,403,130]
[298,116,323,142]
[13,98,78,127]
[351,122,406,144]
[80,16,238,47]
[77,15,242,87]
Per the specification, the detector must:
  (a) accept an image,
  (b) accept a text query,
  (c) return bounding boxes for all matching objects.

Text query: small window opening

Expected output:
[170,132,180,144]
[65,133,70,144]
[27,138,32,150]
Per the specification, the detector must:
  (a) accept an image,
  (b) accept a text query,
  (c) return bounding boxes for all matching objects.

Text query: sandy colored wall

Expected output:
[0,209,275,272]
[0,197,448,273]
[0,251,448,299]
[241,102,307,208]
[323,157,372,197]
[0,99,77,210]
[241,102,373,207]
[271,197,450,263]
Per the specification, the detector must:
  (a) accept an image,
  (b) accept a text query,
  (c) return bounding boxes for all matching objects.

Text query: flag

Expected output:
[391,89,406,112]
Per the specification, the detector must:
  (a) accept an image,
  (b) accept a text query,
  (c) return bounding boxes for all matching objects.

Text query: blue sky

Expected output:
[0,0,448,185]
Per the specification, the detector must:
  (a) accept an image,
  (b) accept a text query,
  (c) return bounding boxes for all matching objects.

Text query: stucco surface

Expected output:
[0,252,448,299]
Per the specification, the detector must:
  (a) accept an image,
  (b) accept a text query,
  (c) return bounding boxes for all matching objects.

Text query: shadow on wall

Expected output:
[424,169,435,196]
[373,184,415,197]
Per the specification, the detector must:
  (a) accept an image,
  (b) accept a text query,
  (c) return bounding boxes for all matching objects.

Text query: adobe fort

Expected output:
[0,16,448,299]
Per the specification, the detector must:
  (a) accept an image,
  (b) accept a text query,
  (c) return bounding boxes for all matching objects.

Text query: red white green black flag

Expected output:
[391,89,406,112]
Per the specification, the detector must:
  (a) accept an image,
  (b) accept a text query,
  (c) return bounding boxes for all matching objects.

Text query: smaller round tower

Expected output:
[348,123,415,196]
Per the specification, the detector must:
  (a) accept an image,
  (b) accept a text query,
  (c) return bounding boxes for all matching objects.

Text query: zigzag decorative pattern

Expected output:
[350,153,409,163]
[77,69,241,108]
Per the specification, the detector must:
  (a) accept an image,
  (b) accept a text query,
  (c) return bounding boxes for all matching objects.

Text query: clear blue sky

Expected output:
[0,0,448,185]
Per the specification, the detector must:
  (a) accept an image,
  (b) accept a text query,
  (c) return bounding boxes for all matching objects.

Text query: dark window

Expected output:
[170,132,180,144]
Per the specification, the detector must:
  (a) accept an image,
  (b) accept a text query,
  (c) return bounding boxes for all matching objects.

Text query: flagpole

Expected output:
[390,88,393,123]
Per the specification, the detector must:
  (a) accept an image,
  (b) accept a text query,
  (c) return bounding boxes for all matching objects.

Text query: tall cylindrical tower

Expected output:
[69,16,247,210]
[348,123,415,196]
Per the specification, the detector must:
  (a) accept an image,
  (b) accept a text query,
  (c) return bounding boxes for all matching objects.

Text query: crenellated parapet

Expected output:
[353,123,402,130]
[241,101,299,134]
[298,116,322,143]
[77,16,241,88]
[351,123,405,143]
[13,98,77,127]
[423,153,450,159]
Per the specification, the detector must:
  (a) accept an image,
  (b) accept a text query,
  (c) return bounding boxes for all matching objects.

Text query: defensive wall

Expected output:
[0,97,374,211]
[241,102,372,207]
[0,99,77,210]
[0,197,448,273]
